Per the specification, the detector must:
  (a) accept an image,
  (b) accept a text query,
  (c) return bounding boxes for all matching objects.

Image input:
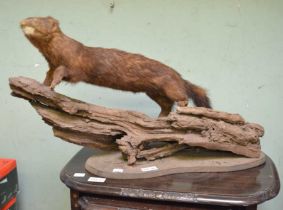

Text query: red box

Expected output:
[0,159,18,209]
[2,197,16,210]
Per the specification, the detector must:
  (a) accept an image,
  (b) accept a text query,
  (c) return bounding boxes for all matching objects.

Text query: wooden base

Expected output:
[85,149,266,179]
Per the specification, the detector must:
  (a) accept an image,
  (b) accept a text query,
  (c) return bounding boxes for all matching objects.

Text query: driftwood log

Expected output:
[9,76,264,165]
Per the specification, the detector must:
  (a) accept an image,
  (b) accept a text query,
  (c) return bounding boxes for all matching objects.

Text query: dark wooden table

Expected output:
[60,148,280,210]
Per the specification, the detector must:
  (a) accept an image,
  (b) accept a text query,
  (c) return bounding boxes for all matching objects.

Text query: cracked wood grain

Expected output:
[9,76,264,164]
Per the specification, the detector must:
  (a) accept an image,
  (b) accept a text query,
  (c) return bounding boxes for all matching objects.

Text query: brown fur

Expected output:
[20,16,211,116]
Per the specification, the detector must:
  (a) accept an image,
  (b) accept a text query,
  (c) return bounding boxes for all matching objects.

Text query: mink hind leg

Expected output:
[146,92,174,117]
[163,83,188,108]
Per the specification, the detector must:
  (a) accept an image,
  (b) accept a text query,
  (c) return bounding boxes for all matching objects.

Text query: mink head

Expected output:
[20,16,60,40]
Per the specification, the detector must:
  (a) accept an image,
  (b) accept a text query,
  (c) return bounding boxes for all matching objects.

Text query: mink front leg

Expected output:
[43,69,54,86]
[49,66,68,90]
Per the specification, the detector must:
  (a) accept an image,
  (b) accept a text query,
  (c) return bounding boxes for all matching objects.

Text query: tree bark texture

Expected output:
[9,77,264,165]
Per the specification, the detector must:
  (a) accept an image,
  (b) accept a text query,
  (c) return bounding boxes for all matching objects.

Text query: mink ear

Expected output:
[53,19,60,28]
[47,16,60,33]
[46,16,56,20]
[46,16,59,25]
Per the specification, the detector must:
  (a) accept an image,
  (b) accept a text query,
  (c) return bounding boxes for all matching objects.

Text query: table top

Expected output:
[60,148,280,207]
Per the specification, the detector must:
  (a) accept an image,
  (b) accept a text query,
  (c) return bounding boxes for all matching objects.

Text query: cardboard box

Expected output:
[0,159,18,209]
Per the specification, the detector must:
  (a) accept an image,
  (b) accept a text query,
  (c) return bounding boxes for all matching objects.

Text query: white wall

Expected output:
[0,0,282,209]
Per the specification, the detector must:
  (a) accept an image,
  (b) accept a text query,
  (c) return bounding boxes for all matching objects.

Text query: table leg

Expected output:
[70,190,80,210]
[245,205,257,210]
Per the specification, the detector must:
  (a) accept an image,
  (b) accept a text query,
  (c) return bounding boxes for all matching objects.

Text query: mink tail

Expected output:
[185,80,212,108]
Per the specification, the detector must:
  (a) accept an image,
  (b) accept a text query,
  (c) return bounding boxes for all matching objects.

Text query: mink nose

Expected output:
[20,19,28,27]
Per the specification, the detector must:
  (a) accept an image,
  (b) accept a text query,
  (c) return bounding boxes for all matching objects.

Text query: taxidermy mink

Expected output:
[20,16,211,117]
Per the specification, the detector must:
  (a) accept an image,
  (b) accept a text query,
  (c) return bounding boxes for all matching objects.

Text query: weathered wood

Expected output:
[9,76,264,165]
[176,106,245,124]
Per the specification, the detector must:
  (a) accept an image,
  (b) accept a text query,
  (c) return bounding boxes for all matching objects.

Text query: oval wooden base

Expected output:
[85,149,266,179]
